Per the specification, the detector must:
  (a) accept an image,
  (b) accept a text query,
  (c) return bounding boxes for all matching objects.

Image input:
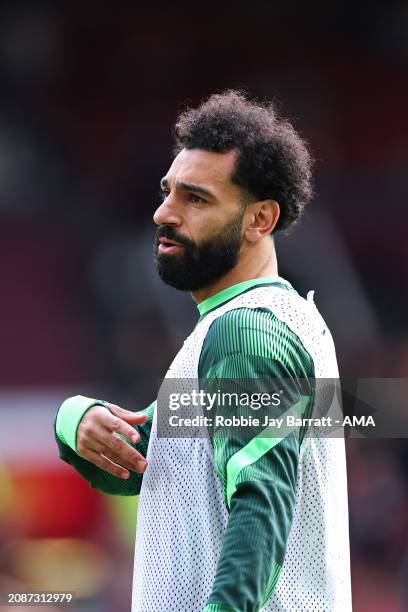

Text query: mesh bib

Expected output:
[132,284,352,611]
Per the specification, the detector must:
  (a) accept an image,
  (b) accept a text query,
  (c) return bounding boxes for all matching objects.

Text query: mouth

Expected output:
[158,237,185,255]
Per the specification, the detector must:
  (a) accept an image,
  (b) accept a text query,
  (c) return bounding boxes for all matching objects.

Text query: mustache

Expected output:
[155,226,193,248]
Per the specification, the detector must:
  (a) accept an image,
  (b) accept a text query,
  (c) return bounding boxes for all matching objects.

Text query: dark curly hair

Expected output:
[174,90,313,232]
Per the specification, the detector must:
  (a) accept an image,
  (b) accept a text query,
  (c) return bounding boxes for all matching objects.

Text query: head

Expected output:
[153,90,313,292]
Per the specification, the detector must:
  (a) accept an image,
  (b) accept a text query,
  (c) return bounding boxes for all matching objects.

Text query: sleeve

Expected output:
[54,395,155,496]
[199,308,315,612]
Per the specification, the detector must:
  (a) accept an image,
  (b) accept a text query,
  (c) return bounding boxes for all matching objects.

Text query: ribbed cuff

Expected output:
[204,604,240,612]
[55,395,109,453]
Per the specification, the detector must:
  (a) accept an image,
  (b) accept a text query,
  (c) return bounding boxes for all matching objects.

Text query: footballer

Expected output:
[55,91,352,611]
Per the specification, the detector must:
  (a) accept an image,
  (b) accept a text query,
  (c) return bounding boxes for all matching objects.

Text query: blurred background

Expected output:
[0,1,407,610]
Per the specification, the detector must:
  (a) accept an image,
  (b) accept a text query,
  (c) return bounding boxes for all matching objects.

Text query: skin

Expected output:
[77,148,280,478]
[77,403,148,478]
[155,148,280,302]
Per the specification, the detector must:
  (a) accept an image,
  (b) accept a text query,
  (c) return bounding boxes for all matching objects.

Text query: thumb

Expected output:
[107,403,149,425]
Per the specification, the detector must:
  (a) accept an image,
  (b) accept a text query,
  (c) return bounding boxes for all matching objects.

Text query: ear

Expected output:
[244,199,280,242]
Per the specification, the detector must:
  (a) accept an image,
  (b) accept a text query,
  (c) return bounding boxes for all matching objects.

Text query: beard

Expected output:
[154,212,244,292]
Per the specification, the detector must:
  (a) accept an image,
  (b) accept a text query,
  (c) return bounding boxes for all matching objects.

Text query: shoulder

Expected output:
[200,307,314,376]
[204,307,283,349]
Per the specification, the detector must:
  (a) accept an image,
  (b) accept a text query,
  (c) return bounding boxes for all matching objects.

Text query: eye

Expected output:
[188,193,206,204]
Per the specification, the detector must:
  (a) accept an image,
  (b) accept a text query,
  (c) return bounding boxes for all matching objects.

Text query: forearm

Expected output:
[205,434,299,612]
[206,486,276,612]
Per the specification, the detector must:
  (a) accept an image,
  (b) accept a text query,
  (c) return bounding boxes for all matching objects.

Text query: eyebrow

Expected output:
[160,178,216,201]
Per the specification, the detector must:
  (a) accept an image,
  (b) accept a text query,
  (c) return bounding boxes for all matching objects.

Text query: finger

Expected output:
[98,429,147,472]
[108,403,149,426]
[78,411,141,449]
[104,447,148,474]
[81,449,131,479]
[105,412,143,445]
[77,424,116,459]
[80,421,147,472]
[78,437,105,455]
[78,425,148,474]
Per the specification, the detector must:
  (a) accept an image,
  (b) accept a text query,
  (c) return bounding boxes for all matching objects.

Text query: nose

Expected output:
[153,196,182,227]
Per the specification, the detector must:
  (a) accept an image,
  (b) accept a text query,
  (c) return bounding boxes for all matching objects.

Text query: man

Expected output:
[55,91,352,611]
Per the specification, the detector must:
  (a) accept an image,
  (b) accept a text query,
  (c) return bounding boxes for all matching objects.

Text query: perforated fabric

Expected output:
[131,284,352,611]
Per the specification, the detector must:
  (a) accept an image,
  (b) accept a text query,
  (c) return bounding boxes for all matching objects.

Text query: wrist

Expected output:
[55,395,109,453]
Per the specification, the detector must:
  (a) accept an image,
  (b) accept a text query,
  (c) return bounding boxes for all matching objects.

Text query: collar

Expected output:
[197,276,292,317]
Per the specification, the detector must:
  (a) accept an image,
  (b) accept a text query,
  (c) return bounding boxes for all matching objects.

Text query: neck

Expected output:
[192,238,278,304]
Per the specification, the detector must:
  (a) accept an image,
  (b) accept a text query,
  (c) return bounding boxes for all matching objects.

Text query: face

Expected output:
[153,148,246,292]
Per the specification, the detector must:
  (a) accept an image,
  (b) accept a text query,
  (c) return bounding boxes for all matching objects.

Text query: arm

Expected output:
[205,436,299,612]
[54,395,155,495]
[199,308,314,612]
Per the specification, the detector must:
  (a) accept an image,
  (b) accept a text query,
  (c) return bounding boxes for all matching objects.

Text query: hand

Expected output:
[76,403,149,479]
